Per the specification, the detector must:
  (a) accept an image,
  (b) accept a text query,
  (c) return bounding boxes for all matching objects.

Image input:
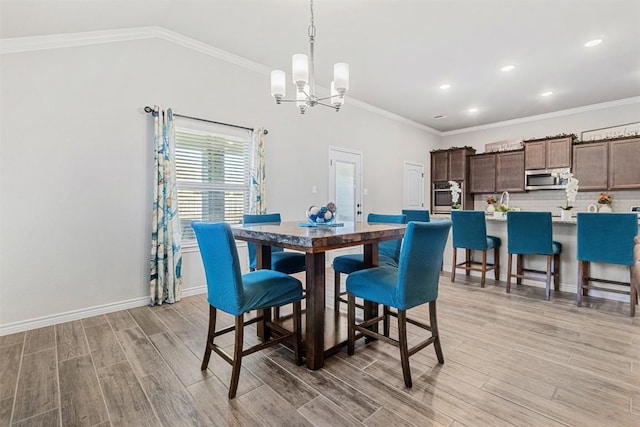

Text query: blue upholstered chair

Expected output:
[346,220,452,388]
[577,213,638,317]
[332,213,407,309]
[506,211,562,300]
[402,209,430,223]
[243,213,306,274]
[451,210,501,288]
[192,221,303,399]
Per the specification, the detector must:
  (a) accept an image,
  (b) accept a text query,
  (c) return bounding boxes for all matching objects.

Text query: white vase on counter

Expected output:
[486,204,495,214]
[598,204,612,213]
[493,211,505,219]
[560,209,572,221]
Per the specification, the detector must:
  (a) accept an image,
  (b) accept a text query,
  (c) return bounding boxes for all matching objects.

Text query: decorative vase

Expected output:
[598,203,612,213]
[486,204,495,214]
[560,209,572,221]
[493,211,505,219]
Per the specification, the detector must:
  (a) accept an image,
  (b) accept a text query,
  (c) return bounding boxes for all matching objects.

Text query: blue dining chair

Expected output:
[332,213,407,309]
[451,210,501,288]
[402,209,430,223]
[243,213,306,274]
[192,221,303,399]
[506,211,562,300]
[346,220,452,388]
[577,213,638,316]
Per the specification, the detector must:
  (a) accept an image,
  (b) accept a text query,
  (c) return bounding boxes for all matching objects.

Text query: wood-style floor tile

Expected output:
[12,348,58,423]
[59,355,108,426]
[55,320,89,361]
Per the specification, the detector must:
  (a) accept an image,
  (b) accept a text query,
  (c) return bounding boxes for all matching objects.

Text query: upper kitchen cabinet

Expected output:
[608,137,640,189]
[495,150,525,192]
[573,141,608,190]
[524,136,573,170]
[430,147,476,182]
[469,153,496,193]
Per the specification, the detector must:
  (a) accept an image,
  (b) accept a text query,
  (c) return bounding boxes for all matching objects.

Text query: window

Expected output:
[175,126,251,242]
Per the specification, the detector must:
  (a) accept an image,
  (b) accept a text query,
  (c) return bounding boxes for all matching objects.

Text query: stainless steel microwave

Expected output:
[524,168,570,191]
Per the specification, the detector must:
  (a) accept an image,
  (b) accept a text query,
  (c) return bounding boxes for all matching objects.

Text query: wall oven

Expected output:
[432,182,458,213]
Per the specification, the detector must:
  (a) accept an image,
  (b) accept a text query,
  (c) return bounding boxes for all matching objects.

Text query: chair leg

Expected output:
[347,293,355,356]
[516,255,523,285]
[494,246,500,280]
[629,265,637,317]
[228,315,245,399]
[397,309,412,388]
[577,261,585,307]
[273,306,280,320]
[292,301,303,365]
[582,262,590,297]
[430,300,444,364]
[553,254,561,292]
[201,305,217,370]
[506,253,513,293]
[465,249,471,276]
[334,270,342,310]
[545,256,552,301]
[480,250,487,288]
[451,247,457,283]
[383,305,390,337]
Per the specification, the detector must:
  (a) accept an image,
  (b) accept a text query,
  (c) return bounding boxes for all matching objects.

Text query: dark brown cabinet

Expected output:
[469,154,496,193]
[430,147,475,183]
[572,137,640,191]
[573,142,608,190]
[496,150,525,192]
[524,136,572,170]
[609,137,640,189]
[431,151,449,182]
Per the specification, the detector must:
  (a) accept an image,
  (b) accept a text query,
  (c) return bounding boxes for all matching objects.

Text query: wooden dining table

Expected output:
[231,220,406,370]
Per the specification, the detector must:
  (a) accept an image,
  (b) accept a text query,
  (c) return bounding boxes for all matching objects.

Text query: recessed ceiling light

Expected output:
[540,91,553,97]
[584,39,602,47]
[468,107,478,113]
[439,84,451,90]
[501,65,515,72]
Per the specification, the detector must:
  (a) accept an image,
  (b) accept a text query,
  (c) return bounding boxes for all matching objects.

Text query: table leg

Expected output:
[256,244,272,341]
[363,243,379,335]
[305,251,326,370]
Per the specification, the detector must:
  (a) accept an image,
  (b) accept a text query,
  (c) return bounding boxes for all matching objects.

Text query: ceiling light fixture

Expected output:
[540,91,553,97]
[440,84,451,90]
[270,0,349,114]
[584,39,602,47]
[501,65,515,72]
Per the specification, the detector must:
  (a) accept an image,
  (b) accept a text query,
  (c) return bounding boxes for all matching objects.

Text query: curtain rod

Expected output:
[143,106,268,135]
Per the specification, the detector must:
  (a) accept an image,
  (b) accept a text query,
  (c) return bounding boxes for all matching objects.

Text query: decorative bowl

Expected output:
[306,202,337,225]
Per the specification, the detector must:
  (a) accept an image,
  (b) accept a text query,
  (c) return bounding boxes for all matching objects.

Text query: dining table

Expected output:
[231,220,406,370]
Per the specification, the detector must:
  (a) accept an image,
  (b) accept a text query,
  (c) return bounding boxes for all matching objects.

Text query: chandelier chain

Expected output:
[308,0,316,38]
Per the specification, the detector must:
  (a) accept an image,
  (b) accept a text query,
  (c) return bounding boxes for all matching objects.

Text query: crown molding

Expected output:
[442,96,640,136]
[1,26,438,135]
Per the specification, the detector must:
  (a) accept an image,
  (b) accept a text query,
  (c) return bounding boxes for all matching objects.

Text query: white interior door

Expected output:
[329,147,363,225]
[403,161,425,209]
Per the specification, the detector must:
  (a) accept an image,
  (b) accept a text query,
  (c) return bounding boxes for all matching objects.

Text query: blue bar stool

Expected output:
[332,213,407,309]
[401,209,430,223]
[346,220,452,388]
[192,222,303,398]
[451,210,501,288]
[576,213,638,317]
[506,211,562,300]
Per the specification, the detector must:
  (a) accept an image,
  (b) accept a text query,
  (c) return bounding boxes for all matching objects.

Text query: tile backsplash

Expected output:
[474,190,640,215]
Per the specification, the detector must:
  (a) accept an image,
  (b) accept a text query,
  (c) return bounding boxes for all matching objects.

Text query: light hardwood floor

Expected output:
[1,272,639,427]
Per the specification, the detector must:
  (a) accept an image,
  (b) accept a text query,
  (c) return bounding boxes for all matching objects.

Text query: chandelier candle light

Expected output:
[270,0,349,113]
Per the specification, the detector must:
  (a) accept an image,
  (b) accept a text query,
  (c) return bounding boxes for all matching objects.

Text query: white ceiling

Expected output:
[2,0,639,132]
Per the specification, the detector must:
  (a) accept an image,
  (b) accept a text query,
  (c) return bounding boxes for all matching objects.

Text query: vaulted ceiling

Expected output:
[3,0,639,132]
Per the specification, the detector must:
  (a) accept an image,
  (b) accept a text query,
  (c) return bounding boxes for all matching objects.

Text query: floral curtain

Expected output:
[249,128,266,214]
[150,106,182,305]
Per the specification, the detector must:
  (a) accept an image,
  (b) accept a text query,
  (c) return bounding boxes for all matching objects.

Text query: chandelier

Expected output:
[270,0,349,114]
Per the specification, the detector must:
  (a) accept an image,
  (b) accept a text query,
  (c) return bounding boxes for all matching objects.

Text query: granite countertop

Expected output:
[433,212,640,225]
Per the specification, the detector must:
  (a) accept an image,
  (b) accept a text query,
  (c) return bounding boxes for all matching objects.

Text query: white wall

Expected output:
[0,35,439,331]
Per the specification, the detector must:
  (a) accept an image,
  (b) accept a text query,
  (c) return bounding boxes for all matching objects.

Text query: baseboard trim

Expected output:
[0,285,208,336]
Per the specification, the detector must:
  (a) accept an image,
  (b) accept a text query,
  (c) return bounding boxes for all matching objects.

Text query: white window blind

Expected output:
[175,126,250,242]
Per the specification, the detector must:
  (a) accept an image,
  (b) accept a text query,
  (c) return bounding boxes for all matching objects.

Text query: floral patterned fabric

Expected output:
[249,128,266,214]
[150,106,182,305]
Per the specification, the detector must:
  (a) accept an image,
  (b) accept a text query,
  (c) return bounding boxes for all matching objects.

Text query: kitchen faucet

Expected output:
[500,191,509,209]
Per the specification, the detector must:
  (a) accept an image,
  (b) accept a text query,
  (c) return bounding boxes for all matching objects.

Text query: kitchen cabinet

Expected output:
[469,153,496,193]
[609,137,640,189]
[430,147,475,183]
[573,137,640,191]
[495,150,525,192]
[573,142,608,190]
[524,136,572,170]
